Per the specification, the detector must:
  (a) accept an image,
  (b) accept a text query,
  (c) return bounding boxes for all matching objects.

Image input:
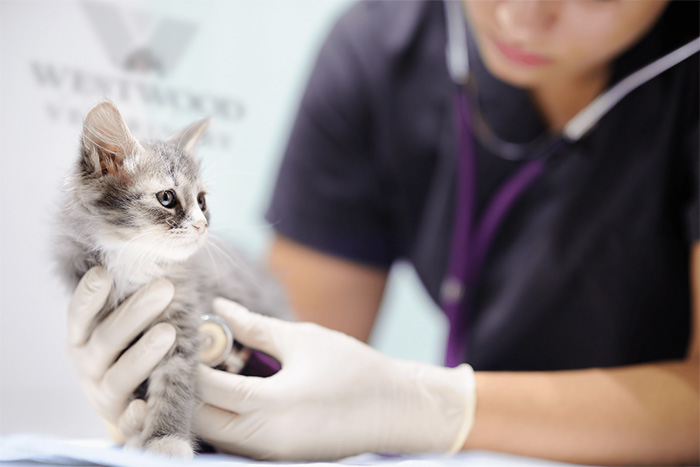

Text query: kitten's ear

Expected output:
[166,118,210,154]
[82,100,143,178]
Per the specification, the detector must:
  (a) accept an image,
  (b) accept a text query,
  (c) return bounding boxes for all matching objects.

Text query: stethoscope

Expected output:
[199,314,280,375]
[199,2,699,371]
[441,0,700,367]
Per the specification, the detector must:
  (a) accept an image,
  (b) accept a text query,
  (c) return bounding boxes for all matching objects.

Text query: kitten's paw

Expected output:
[144,436,194,459]
[123,435,144,451]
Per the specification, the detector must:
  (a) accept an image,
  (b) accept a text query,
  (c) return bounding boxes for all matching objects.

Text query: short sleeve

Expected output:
[265,5,397,268]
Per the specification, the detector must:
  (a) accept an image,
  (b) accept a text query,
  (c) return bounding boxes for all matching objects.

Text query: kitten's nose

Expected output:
[193,220,208,232]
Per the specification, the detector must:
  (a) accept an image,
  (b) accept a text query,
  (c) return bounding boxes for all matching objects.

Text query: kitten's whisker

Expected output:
[203,243,221,283]
[112,229,161,271]
[206,235,266,293]
[210,219,281,234]
[127,230,168,274]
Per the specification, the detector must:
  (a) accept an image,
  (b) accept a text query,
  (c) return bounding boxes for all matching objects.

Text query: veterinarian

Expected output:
[66,0,699,464]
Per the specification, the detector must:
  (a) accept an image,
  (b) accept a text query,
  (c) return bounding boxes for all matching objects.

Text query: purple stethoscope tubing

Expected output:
[441,0,700,367]
[442,90,546,368]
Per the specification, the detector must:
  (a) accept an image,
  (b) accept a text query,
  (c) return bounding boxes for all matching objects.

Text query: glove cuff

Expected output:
[388,360,477,455]
[446,363,476,455]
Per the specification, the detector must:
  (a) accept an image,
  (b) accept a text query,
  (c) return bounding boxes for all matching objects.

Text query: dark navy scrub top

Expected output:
[266,1,700,371]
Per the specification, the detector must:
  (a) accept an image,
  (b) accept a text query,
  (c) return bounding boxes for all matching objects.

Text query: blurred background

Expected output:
[0,0,447,438]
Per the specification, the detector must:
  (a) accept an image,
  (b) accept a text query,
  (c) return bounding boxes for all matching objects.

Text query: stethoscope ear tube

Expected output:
[444,0,469,85]
[563,37,700,140]
[443,0,700,146]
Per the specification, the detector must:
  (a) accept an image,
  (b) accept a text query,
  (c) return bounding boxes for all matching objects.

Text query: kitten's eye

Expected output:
[197,193,207,211]
[156,190,178,208]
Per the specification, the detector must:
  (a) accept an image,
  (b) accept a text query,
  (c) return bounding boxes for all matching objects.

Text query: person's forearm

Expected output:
[268,236,387,342]
[464,359,699,465]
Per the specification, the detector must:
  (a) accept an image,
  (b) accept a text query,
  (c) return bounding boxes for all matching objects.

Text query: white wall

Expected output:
[0,0,447,438]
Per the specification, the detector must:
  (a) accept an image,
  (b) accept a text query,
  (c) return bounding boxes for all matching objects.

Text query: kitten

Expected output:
[55,100,291,458]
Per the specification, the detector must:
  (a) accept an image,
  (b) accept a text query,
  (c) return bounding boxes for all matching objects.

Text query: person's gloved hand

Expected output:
[66,266,176,442]
[194,298,477,461]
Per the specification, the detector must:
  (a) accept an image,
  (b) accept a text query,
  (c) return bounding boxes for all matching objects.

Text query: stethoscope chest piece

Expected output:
[199,314,234,368]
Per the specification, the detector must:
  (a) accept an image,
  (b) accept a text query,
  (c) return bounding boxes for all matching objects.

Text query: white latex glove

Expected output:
[194,298,477,461]
[66,266,177,441]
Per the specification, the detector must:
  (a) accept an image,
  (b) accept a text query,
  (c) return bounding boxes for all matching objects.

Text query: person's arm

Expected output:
[265,236,698,464]
[268,235,388,343]
[463,241,700,465]
[193,243,697,463]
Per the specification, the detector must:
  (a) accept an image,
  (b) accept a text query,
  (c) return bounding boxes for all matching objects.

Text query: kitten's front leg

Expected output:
[133,310,200,459]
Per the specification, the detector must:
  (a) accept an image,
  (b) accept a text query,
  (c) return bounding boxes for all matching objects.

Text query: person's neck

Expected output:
[530,66,611,131]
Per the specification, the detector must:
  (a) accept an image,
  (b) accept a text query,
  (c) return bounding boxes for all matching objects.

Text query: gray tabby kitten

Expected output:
[55,100,291,458]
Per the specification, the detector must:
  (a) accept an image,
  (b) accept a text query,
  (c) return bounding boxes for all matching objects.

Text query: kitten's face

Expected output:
[74,101,211,264]
[95,142,210,263]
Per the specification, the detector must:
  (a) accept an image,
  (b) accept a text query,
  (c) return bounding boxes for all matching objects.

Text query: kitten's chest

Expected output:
[103,261,203,337]
[105,249,195,303]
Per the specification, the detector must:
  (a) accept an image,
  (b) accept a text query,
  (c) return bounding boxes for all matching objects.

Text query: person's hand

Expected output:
[194,298,477,461]
[66,266,176,442]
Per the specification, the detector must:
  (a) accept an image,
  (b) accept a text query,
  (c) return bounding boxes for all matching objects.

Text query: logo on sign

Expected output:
[31,1,245,151]
[80,1,198,76]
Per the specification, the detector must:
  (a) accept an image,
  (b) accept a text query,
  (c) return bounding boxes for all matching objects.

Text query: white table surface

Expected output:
[0,433,585,467]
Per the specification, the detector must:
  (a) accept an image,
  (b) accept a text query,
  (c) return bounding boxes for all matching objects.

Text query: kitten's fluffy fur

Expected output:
[55,101,291,458]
